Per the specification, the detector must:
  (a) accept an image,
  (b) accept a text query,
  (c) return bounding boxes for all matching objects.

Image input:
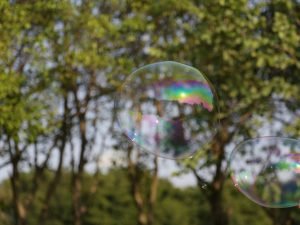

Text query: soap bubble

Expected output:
[115,61,219,159]
[230,137,300,208]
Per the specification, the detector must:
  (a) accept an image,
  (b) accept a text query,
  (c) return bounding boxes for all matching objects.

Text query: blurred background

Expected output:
[0,0,299,225]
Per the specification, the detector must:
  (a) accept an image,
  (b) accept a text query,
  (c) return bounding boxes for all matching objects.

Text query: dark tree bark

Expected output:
[71,77,91,225]
[192,121,235,225]
[8,137,27,225]
[71,104,88,225]
[38,94,70,223]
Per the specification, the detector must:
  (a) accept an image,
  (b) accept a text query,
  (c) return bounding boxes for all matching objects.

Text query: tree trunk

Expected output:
[209,189,229,225]
[127,148,158,225]
[38,95,69,223]
[10,169,27,225]
[72,173,83,225]
[8,138,27,225]
[71,86,89,225]
[147,156,158,225]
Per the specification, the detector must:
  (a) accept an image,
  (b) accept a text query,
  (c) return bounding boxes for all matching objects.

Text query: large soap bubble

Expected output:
[115,61,219,159]
[230,137,300,208]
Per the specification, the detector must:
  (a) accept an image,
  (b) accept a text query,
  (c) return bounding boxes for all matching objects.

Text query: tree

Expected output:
[0,1,299,225]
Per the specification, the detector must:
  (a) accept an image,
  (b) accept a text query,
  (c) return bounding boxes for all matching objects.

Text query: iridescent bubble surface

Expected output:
[116,61,218,159]
[230,137,300,208]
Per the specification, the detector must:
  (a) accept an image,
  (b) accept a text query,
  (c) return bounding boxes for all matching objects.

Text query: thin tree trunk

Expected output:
[209,156,228,225]
[72,173,83,225]
[8,137,27,225]
[127,148,147,225]
[71,87,89,225]
[38,95,69,222]
[127,148,158,225]
[148,156,158,225]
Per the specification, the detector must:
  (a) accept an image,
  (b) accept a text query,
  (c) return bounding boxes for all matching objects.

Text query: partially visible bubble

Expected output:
[230,137,300,208]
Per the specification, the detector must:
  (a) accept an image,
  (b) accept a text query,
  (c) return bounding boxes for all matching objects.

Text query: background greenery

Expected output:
[0,0,299,225]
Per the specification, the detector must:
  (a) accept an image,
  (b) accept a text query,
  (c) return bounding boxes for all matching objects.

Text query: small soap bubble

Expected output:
[201,184,207,189]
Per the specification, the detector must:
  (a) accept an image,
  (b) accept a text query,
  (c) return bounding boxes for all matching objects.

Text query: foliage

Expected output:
[0,169,282,225]
[0,0,299,225]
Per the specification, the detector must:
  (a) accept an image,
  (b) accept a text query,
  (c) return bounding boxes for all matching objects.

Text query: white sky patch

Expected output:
[159,157,197,188]
[94,149,197,188]
[96,149,126,172]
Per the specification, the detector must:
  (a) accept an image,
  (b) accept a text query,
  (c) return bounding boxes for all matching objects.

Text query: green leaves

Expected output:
[0,73,56,144]
[0,0,299,224]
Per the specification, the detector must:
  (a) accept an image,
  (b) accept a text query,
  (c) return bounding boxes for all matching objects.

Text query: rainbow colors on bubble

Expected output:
[273,154,300,173]
[153,79,214,111]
